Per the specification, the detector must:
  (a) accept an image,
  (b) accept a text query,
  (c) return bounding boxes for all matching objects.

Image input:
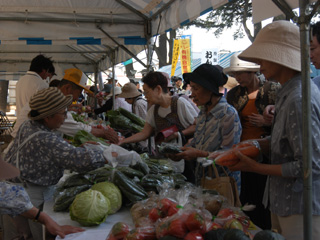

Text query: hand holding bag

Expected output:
[201,163,241,207]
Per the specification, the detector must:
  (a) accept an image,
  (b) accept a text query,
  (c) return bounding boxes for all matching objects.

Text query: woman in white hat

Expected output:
[4,87,107,240]
[224,53,281,229]
[0,156,84,238]
[225,20,320,239]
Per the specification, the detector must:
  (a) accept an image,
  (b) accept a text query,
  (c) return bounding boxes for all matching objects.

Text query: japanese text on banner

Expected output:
[171,39,180,77]
[180,39,191,74]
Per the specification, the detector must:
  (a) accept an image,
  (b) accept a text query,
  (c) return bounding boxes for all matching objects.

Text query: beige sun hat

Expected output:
[28,87,73,120]
[239,20,300,72]
[118,83,142,98]
[223,52,260,76]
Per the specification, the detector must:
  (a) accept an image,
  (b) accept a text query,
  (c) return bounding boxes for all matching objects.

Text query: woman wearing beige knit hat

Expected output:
[4,87,107,239]
[222,20,320,239]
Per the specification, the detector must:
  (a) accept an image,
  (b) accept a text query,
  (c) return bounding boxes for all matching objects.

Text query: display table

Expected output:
[43,199,133,240]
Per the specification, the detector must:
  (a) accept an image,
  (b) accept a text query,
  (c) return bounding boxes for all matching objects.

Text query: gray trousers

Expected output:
[2,182,53,240]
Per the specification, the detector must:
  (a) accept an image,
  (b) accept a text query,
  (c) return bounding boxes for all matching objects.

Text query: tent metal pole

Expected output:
[299,1,312,240]
[111,51,116,110]
[94,65,99,117]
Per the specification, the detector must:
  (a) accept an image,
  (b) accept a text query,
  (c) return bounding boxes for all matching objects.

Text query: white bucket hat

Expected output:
[107,86,122,97]
[239,20,301,72]
[223,53,260,76]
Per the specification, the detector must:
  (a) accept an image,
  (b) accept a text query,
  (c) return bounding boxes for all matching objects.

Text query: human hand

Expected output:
[104,128,119,144]
[263,105,275,125]
[248,113,265,127]
[46,222,85,239]
[175,147,208,161]
[207,149,225,160]
[228,149,259,172]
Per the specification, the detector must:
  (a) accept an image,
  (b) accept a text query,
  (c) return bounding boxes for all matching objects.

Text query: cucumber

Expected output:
[113,170,148,203]
[117,166,144,179]
[118,107,145,127]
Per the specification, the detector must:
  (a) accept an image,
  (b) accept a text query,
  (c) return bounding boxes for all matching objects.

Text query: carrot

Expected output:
[214,145,260,166]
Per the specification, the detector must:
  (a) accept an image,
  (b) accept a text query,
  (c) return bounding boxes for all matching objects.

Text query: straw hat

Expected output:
[63,68,93,94]
[118,83,142,98]
[183,64,225,96]
[28,87,73,120]
[107,86,122,97]
[0,157,19,180]
[239,20,300,72]
[223,53,260,75]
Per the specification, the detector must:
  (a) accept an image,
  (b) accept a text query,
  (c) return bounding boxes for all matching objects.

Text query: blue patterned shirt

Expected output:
[191,97,242,188]
[5,120,106,186]
[270,74,320,216]
[0,182,33,216]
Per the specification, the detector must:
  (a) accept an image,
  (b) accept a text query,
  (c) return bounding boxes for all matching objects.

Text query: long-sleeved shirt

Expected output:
[269,74,320,216]
[5,120,105,186]
[0,182,33,217]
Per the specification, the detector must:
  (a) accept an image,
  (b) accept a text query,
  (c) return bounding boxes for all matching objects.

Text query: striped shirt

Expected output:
[269,74,320,216]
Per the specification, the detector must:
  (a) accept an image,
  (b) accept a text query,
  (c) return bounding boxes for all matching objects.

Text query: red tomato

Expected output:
[168,218,188,238]
[111,222,130,240]
[148,208,163,222]
[185,212,205,232]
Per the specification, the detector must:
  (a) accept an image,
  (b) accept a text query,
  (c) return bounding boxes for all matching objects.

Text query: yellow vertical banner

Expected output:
[171,39,180,77]
[179,38,191,74]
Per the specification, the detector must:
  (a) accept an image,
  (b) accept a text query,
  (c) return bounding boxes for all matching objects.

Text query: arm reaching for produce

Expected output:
[174,146,209,161]
[21,207,85,238]
[118,123,153,145]
[90,127,119,144]
[228,150,282,176]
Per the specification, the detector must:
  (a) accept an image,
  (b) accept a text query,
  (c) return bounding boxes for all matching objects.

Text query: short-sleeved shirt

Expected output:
[0,182,33,217]
[269,74,320,216]
[146,97,198,130]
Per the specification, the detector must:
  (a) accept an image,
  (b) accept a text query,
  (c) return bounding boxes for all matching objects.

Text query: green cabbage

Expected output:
[70,189,110,226]
[91,182,122,214]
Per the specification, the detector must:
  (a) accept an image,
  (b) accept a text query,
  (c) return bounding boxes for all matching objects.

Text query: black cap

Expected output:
[183,64,225,96]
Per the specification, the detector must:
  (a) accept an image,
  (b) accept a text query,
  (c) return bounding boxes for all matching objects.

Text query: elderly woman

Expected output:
[171,64,242,185]
[119,71,198,148]
[4,87,107,240]
[226,20,320,239]
[223,53,281,229]
[118,82,148,119]
[0,156,84,238]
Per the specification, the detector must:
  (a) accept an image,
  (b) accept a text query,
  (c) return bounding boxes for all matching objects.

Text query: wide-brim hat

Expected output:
[63,68,93,95]
[224,52,260,75]
[183,64,225,96]
[28,87,73,120]
[107,86,122,97]
[0,157,20,180]
[118,82,142,98]
[239,20,300,72]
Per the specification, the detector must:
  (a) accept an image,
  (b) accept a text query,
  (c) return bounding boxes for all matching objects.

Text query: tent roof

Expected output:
[0,0,228,74]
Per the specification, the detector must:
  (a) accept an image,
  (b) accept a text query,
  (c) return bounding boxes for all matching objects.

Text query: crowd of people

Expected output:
[1,19,320,240]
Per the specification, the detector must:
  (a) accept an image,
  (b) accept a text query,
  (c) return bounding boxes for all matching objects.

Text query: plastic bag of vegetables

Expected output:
[70,189,110,226]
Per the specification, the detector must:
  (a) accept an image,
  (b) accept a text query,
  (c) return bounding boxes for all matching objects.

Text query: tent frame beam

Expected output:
[96,24,147,68]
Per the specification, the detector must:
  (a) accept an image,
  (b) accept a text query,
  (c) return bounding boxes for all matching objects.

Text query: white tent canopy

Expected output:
[0,0,229,73]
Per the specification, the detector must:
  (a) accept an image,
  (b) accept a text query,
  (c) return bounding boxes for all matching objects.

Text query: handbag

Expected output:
[201,164,241,207]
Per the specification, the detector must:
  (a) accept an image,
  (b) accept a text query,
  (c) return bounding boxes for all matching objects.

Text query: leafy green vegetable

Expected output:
[73,130,109,146]
[107,110,143,133]
[91,182,122,214]
[70,189,110,226]
[71,113,87,124]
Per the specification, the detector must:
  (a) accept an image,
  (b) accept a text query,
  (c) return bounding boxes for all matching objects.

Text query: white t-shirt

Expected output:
[57,112,92,137]
[146,97,198,129]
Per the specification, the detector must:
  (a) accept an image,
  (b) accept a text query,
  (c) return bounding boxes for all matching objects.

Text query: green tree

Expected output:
[184,0,260,43]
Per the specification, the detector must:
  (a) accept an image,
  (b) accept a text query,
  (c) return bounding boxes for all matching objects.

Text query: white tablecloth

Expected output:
[43,200,133,240]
